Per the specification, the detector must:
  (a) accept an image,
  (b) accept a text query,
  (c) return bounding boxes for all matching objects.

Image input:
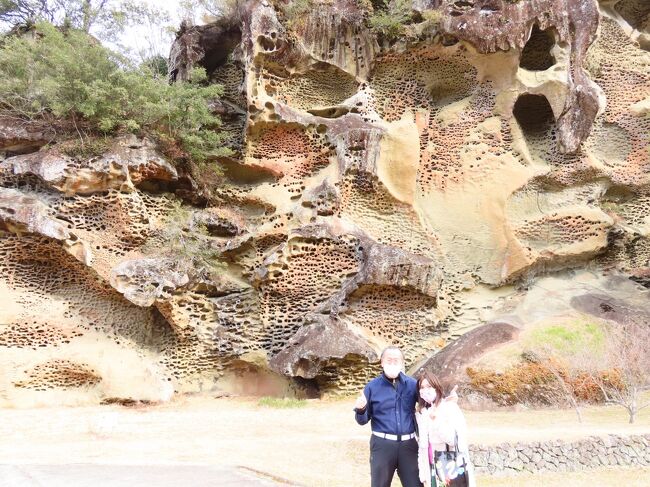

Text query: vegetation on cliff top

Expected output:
[281,0,440,42]
[0,20,230,166]
[368,0,414,39]
[0,1,237,273]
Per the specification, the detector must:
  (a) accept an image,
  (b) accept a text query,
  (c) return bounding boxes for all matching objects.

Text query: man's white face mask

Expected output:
[383,363,402,379]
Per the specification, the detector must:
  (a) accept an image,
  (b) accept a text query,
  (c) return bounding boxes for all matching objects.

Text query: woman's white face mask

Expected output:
[420,387,437,404]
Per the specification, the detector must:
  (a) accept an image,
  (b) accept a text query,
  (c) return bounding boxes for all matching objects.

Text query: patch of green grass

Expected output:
[369,0,414,40]
[283,0,316,28]
[60,136,110,159]
[422,9,442,25]
[528,320,605,356]
[257,397,307,409]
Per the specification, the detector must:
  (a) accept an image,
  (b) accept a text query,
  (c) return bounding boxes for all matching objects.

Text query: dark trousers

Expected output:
[369,435,422,487]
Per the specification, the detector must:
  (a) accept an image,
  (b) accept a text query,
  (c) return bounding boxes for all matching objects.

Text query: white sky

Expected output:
[105,0,187,61]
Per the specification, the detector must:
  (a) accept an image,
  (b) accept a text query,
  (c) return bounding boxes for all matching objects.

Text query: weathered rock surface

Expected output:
[111,258,190,307]
[419,322,521,389]
[0,135,177,195]
[460,269,650,379]
[0,188,92,265]
[269,316,378,385]
[0,117,52,156]
[1,0,649,404]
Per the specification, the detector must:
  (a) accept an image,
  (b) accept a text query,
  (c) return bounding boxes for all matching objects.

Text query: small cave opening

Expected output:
[307,106,352,118]
[219,159,278,185]
[135,180,175,194]
[205,221,240,238]
[602,184,636,204]
[186,20,242,79]
[629,275,650,289]
[513,93,555,139]
[480,0,501,13]
[520,24,556,71]
[201,26,242,77]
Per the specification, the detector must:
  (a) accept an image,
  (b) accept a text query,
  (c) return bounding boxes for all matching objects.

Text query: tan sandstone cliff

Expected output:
[0,0,648,406]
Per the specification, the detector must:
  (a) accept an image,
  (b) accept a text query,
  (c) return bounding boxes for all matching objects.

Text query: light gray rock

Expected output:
[111,257,190,307]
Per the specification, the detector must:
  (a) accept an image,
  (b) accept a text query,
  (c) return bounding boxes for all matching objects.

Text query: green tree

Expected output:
[177,0,245,25]
[0,22,230,164]
[0,0,170,46]
[141,54,168,79]
[1,0,113,33]
[110,0,173,63]
[0,0,51,27]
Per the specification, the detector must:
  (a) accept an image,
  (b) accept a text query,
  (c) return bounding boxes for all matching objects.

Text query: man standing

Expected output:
[354,346,422,487]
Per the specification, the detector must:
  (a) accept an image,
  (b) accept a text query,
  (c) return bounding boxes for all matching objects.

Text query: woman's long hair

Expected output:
[416,368,444,412]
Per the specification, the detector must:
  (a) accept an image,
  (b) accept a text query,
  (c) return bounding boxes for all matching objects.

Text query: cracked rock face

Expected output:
[1,0,649,404]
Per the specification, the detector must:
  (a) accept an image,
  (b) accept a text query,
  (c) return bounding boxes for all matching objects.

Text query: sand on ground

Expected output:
[1,395,649,486]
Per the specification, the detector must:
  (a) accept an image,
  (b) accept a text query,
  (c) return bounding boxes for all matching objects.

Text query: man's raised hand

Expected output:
[354,391,367,410]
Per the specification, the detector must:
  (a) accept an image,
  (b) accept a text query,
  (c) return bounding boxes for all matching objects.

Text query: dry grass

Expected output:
[466,395,650,445]
[0,395,648,486]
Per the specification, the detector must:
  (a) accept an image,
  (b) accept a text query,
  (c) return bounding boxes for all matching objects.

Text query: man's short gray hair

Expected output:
[380,346,404,361]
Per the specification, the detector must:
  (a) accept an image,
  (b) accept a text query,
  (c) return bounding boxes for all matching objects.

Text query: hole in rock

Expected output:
[513,94,555,139]
[307,106,351,118]
[480,1,500,13]
[219,159,278,185]
[206,223,239,238]
[196,23,242,77]
[3,143,46,157]
[520,25,556,71]
[258,35,275,52]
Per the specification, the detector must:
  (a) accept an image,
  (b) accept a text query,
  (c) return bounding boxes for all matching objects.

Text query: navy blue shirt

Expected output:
[354,372,418,435]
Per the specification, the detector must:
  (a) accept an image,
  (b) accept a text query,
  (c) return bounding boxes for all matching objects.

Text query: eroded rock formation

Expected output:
[1,0,649,404]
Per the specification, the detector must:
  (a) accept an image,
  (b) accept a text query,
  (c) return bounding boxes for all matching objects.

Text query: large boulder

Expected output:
[269,316,377,379]
[418,322,521,388]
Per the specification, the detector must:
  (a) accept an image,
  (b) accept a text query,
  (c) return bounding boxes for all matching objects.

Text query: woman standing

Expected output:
[415,370,475,487]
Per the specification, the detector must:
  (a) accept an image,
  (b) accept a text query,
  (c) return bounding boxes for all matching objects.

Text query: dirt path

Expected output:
[0,465,292,487]
[1,396,649,486]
